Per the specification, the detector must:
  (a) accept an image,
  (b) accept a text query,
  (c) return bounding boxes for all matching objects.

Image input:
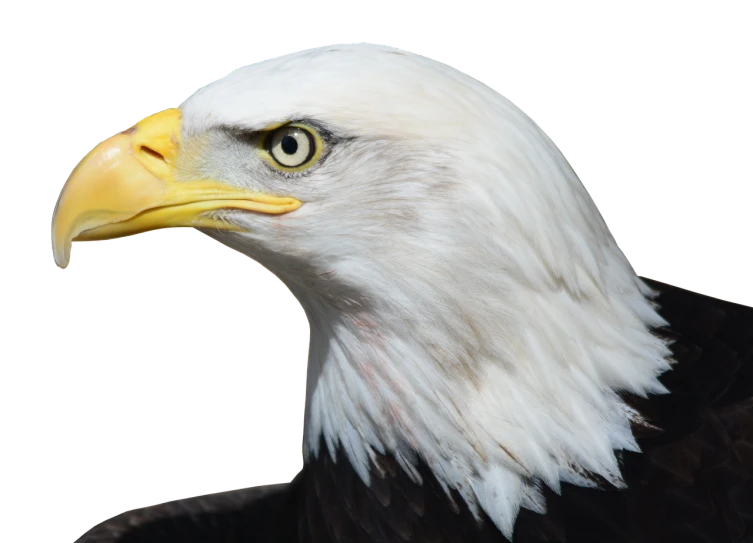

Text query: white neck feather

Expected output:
[299,255,670,536]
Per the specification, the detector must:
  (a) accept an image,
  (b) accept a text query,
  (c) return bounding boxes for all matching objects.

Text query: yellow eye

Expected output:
[265,125,321,171]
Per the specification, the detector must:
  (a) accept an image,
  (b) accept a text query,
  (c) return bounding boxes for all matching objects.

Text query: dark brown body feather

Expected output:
[74,279,753,543]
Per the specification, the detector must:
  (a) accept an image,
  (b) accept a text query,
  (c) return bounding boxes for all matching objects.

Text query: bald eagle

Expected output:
[53,45,752,543]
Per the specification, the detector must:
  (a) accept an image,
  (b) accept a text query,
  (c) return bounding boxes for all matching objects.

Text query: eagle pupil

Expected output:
[281,135,298,155]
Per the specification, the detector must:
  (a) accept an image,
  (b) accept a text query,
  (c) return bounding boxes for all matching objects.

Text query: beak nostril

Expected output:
[140,145,166,163]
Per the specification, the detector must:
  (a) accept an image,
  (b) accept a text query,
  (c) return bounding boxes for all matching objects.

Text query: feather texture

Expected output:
[67,45,751,542]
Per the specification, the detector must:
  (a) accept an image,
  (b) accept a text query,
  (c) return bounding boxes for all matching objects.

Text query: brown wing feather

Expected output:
[74,483,299,542]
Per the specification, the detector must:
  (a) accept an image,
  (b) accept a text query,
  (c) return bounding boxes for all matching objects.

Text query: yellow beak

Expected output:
[51,108,301,268]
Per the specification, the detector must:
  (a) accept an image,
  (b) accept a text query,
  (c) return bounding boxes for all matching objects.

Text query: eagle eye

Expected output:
[265,124,321,171]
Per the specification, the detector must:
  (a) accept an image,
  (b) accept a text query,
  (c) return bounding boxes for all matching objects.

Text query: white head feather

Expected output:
[180,44,671,537]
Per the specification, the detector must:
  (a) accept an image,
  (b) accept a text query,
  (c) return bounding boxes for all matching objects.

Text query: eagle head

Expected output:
[52,44,671,537]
